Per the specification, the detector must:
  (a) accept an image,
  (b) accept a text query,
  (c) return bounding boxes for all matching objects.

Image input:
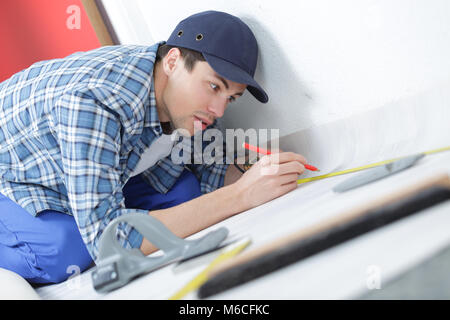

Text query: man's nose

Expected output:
[207,97,228,118]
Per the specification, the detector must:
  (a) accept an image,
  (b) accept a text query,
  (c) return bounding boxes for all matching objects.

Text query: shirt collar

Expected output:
[143,41,167,136]
[144,72,163,137]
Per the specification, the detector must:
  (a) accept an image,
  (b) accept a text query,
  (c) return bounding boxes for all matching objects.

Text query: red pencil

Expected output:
[242,142,320,172]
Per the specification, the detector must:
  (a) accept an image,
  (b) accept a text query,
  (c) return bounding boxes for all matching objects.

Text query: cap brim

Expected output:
[202,53,269,103]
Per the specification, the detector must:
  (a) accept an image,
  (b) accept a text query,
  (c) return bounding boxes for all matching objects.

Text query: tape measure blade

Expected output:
[333,166,391,192]
[333,153,426,193]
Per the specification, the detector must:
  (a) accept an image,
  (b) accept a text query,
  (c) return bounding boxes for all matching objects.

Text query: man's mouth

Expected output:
[193,116,212,130]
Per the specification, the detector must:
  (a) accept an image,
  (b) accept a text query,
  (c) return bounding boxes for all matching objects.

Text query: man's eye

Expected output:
[210,82,236,103]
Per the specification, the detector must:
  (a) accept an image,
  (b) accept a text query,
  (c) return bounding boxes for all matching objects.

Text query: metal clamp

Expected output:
[91,213,228,293]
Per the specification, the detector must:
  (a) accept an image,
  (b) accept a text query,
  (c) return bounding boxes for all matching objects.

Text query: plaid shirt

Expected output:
[0,42,230,261]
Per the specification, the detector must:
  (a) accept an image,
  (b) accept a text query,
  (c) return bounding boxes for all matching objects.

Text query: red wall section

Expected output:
[0,0,101,82]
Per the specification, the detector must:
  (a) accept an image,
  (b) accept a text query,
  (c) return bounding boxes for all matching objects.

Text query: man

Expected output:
[0,11,307,284]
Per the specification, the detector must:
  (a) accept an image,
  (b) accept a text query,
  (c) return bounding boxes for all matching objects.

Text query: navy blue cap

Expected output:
[166,10,268,103]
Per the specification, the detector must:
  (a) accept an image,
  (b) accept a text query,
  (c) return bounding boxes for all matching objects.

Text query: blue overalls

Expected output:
[0,169,201,284]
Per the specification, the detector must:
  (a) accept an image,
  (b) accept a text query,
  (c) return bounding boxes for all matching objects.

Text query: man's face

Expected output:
[159,49,247,136]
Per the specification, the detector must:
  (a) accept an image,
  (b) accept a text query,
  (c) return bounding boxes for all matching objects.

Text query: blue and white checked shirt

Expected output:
[0,41,230,261]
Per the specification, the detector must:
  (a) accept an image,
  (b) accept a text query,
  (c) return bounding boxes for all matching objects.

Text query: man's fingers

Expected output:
[277,173,300,185]
[262,152,307,166]
[276,180,298,196]
[273,161,305,176]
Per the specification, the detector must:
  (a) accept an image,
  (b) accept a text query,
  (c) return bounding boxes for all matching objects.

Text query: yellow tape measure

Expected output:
[169,238,251,300]
[296,145,450,184]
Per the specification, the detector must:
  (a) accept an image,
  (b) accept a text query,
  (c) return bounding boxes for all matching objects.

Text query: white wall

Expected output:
[101,0,450,164]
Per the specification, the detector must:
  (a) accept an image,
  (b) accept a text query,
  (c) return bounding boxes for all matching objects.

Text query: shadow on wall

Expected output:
[270,81,450,179]
[221,14,314,138]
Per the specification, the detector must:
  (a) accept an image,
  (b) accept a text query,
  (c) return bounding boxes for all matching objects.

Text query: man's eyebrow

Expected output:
[213,73,244,96]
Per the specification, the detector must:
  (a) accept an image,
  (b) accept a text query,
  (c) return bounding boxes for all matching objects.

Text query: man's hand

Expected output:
[233,151,307,209]
[140,150,307,256]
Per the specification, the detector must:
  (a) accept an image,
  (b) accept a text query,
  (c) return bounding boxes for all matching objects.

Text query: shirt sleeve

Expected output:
[50,85,147,262]
[188,162,230,194]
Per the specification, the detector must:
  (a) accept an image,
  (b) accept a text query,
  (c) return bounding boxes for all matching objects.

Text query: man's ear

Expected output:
[163,48,182,76]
